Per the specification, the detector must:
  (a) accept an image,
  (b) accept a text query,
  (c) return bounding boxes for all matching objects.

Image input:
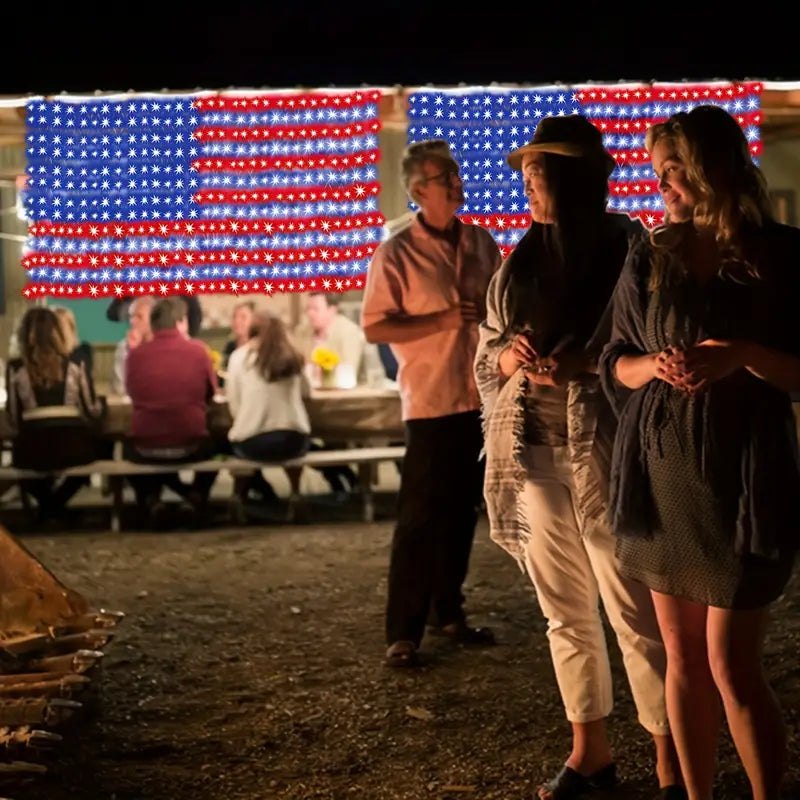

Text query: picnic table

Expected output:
[0,386,404,444]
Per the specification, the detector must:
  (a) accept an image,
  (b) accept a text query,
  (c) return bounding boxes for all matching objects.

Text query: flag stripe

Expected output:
[23,275,367,301]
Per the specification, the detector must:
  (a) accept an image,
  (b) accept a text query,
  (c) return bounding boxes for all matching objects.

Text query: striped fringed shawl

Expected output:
[475,254,613,571]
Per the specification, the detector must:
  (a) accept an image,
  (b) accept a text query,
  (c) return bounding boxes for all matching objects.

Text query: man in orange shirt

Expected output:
[361,140,502,667]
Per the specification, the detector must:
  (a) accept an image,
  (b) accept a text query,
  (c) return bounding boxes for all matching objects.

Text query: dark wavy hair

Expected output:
[18,307,69,388]
[504,149,611,339]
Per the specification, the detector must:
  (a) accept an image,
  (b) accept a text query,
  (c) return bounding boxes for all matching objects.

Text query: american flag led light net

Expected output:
[406,81,762,257]
[21,90,384,300]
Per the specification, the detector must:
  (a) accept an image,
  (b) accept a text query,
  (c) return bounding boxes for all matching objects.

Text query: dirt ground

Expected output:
[1,495,800,800]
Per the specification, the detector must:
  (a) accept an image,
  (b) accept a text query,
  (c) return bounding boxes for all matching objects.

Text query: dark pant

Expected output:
[14,423,112,518]
[385,410,484,647]
[231,430,310,461]
[123,438,221,506]
[308,440,357,493]
[232,432,309,504]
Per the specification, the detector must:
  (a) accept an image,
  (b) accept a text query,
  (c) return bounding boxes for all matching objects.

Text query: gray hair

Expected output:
[401,139,458,197]
[130,295,155,315]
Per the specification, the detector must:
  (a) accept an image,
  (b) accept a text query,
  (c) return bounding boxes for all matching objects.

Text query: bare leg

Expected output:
[652,732,682,788]
[565,719,614,774]
[538,719,614,799]
[651,591,720,800]
[707,605,785,800]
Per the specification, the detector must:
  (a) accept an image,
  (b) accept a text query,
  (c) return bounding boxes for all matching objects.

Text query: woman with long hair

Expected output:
[600,105,800,800]
[476,115,682,800]
[225,311,311,463]
[6,306,106,521]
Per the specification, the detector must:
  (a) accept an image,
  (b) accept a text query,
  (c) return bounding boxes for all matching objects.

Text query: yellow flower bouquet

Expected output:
[311,346,340,388]
[206,346,223,372]
[311,346,340,373]
[204,345,225,383]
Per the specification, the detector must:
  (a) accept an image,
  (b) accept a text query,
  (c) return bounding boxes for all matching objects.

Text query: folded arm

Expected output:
[363,306,465,345]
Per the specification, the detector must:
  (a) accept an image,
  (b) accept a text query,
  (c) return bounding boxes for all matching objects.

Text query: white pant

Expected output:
[519,445,669,735]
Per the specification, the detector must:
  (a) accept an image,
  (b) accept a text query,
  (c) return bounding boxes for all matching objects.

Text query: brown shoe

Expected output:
[428,622,496,646]
[384,640,420,668]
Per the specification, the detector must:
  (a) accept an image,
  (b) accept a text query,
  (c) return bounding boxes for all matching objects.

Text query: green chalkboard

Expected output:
[45,299,126,344]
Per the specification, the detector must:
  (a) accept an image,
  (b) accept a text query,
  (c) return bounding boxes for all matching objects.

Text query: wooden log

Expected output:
[0,727,62,749]
[0,698,81,727]
[0,675,90,699]
[26,650,104,675]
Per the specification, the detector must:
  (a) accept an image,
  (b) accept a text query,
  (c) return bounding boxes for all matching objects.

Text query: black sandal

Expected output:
[654,787,688,800]
[538,762,617,800]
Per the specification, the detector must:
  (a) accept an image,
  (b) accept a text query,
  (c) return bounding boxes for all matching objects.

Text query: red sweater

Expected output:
[126,330,217,447]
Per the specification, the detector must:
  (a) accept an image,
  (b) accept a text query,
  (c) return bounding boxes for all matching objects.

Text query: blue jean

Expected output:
[231,430,310,462]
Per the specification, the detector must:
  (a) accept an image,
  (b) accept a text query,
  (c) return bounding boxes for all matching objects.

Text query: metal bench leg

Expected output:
[228,474,250,525]
[109,476,123,533]
[357,462,376,523]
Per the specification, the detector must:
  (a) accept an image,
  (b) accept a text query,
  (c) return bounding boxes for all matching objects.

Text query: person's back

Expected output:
[7,354,104,464]
[226,314,311,466]
[6,307,108,519]
[123,298,219,520]
[227,345,310,442]
[126,306,215,449]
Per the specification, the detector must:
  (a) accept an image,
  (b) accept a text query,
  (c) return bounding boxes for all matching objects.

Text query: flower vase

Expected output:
[320,368,337,389]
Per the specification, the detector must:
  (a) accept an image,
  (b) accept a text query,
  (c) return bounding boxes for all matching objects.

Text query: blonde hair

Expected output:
[645,106,774,288]
[53,306,79,353]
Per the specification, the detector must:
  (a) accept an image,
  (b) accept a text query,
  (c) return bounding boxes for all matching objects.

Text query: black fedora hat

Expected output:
[507,115,616,177]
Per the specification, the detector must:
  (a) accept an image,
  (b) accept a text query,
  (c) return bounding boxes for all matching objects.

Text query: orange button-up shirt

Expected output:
[361,214,501,421]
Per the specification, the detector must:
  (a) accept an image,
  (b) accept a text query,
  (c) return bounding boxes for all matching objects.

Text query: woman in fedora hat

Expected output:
[475,115,683,800]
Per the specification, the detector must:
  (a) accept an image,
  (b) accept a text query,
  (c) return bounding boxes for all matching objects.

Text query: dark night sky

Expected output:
[4,4,798,95]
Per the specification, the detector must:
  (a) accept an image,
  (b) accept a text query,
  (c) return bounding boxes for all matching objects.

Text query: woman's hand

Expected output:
[666,339,748,393]
[498,334,538,377]
[654,347,690,389]
[527,349,591,387]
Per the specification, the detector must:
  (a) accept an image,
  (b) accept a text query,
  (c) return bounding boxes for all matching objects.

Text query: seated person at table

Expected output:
[222,300,256,371]
[295,293,379,493]
[124,298,219,519]
[53,306,94,378]
[107,294,202,337]
[111,295,154,395]
[226,312,310,502]
[295,292,385,386]
[5,307,108,521]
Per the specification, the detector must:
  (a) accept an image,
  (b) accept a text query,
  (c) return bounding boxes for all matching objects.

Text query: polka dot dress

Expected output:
[616,281,794,608]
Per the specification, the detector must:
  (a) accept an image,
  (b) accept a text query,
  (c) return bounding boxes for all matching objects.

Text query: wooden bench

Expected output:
[0,446,405,531]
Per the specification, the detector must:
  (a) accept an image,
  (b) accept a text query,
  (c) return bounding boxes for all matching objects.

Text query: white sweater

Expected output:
[225,345,311,443]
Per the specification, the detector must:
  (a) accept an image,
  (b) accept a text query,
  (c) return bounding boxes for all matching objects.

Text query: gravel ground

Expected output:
[1,504,799,800]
